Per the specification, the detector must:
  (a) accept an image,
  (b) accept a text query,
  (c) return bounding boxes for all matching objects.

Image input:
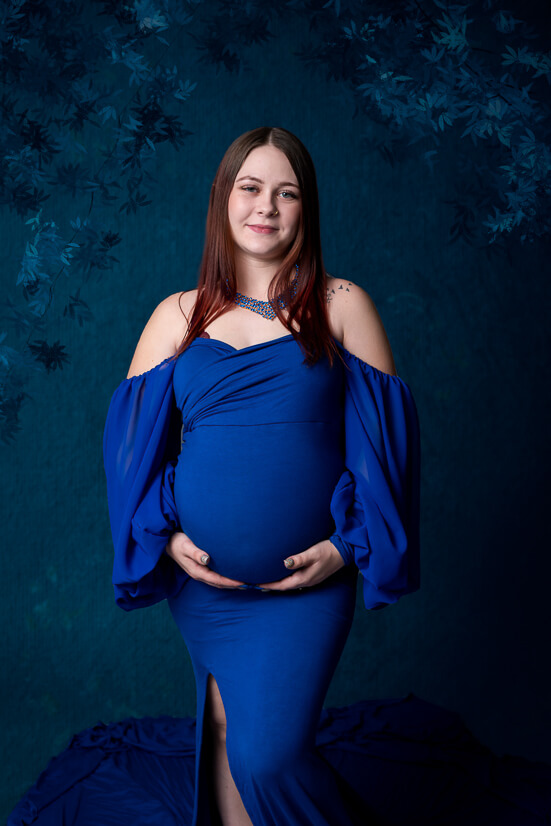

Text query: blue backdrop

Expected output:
[2,1,550,819]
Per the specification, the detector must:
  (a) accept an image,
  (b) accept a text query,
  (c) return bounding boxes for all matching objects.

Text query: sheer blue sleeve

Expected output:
[103,356,189,611]
[329,344,421,611]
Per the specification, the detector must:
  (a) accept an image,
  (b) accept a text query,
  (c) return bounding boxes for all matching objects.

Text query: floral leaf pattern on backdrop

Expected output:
[1,0,549,442]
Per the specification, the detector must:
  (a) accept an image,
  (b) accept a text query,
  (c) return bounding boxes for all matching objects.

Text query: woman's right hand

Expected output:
[165,531,246,589]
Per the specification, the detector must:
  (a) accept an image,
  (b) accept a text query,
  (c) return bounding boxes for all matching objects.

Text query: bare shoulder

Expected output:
[324,275,396,374]
[126,289,198,378]
[324,274,355,315]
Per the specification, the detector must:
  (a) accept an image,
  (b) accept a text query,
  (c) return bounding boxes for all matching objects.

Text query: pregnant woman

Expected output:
[103,126,420,825]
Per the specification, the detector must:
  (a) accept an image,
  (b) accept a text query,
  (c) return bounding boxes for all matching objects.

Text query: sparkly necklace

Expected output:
[231,265,299,321]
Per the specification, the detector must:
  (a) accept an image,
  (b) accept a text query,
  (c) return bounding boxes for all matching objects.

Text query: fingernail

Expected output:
[284,558,295,568]
[200,554,210,565]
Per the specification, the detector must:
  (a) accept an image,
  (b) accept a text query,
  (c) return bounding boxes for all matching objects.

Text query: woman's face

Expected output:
[227,144,302,265]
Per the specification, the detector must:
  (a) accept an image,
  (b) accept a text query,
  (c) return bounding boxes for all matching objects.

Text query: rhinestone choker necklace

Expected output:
[231,265,299,320]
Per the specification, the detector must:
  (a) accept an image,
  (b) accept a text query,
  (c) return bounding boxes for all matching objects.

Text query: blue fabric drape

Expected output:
[103,355,189,611]
[11,694,551,826]
[329,343,421,610]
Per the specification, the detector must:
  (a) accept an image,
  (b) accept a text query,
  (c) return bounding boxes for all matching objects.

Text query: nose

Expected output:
[256,191,278,216]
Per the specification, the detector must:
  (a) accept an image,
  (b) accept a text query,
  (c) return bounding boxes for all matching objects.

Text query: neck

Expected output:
[233,251,283,299]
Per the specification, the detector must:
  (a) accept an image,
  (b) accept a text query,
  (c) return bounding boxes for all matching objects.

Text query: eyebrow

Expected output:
[235,175,299,188]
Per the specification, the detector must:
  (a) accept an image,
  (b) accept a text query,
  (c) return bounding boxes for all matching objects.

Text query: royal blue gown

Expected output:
[10,333,551,825]
[99,331,420,825]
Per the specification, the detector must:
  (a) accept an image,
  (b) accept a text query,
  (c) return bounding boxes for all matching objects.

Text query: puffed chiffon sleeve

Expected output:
[103,355,189,611]
[330,344,421,611]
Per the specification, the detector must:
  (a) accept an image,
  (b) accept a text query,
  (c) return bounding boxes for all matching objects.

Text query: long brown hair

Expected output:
[175,126,337,365]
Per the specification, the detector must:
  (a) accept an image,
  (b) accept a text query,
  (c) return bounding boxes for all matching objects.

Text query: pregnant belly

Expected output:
[174,422,344,584]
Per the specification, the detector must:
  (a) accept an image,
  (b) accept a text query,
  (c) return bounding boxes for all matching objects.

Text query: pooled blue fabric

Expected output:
[9,695,551,826]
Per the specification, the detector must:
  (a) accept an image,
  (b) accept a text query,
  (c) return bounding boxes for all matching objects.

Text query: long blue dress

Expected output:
[10,333,551,825]
[102,332,421,825]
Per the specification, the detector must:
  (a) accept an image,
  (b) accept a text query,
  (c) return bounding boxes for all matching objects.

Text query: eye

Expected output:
[240,185,258,193]
[279,190,298,199]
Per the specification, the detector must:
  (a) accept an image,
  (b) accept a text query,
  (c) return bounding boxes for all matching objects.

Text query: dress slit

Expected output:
[192,667,213,826]
[193,668,251,826]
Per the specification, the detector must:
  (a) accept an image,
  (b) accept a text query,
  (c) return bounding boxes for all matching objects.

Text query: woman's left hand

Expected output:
[257,539,347,591]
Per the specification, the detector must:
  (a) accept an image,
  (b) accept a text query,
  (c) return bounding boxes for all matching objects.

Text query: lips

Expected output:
[247,224,277,233]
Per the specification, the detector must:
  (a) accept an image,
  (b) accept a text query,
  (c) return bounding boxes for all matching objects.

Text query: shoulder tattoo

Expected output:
[325,281,352,302]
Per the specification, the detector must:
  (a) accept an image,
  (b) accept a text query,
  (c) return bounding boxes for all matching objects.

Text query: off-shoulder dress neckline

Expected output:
[194,332,295,353]
[122,334,403,384]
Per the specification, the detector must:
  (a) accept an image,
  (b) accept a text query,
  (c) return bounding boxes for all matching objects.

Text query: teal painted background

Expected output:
[2,2,550,820]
